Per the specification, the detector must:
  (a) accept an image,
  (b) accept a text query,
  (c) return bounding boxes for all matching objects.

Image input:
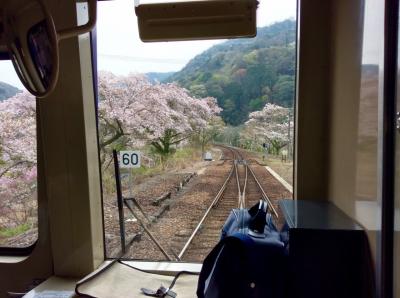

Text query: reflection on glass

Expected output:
[354,0,384,257]
[394,3,400,297]
[27,20,54,89]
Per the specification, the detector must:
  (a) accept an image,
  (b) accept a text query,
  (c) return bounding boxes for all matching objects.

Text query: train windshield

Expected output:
[0,0,295,259]
[97,0,296,262]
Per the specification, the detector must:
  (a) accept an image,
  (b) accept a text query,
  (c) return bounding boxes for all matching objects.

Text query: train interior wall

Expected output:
[297,0,398,296]
[0,1,103,296]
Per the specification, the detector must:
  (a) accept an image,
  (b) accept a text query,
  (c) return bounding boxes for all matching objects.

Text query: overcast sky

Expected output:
[0,0,296,89]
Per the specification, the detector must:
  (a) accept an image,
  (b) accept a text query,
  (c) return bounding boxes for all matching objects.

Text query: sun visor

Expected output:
[135,0,258,42]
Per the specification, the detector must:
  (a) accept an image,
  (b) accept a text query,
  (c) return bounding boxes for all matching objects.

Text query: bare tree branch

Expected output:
[0,160,34,178]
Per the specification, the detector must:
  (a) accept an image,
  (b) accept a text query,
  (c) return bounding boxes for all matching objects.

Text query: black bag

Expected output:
[197,201,288,298]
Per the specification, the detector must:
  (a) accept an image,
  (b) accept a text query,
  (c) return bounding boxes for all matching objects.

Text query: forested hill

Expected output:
[167,20,296,126]
[0,82,20,101]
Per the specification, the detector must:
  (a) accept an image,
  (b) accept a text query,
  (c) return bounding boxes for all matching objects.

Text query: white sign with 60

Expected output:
[119,151,141,168]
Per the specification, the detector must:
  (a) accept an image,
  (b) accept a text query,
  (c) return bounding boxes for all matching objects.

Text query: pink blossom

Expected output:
[98,72,220,149]
[245,103,293,145]
[0,92,37,215]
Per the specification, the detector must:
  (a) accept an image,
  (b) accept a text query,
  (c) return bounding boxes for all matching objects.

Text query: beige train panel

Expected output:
[0,105,53,297]
[38,0,103,277]
[0,1,103,296]
[295,0,332,200]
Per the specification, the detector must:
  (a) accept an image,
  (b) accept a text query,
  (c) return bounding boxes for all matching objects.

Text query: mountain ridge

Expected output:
[0,82,21,101]
[167,19,296,125]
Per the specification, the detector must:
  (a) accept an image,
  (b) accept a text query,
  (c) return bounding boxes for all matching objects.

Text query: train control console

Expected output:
[279,199,376,298]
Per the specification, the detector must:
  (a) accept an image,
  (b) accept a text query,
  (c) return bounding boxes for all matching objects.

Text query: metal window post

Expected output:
[113,150,126,254]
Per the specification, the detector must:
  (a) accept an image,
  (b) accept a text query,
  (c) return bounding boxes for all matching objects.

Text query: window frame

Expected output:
[94,0,298,262]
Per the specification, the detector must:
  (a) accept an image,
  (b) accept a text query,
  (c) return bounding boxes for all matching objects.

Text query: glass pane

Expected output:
[354,0,385,264]
[97,0,296,261]
[0,60,38,248]
[394,3,400,297]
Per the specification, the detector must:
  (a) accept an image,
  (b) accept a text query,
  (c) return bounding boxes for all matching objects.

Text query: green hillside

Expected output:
[0,82,21,101]
[167,20,296,126]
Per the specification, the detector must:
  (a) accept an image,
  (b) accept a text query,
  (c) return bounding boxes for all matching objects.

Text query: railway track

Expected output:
[179,145,278,261]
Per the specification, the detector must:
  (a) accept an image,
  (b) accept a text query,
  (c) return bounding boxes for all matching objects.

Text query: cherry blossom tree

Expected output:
[98,72,221,166]
[191,116,225,157]
[0,72,222,230]
[0,92,37,230]
[244,103,293,154]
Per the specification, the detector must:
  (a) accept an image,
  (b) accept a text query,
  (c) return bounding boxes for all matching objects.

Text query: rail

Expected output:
[179,145,278,259]
[177,163,235,259]
[247,164,279,218]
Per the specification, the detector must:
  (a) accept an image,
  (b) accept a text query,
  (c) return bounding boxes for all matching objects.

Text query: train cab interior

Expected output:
[0,0,399,297]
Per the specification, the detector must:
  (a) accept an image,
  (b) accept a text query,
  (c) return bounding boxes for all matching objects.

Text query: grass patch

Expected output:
[0,223,30,238]
[131,165,162,176]
[101,146,203,196]
[265,156,293,186]
[173,148,194,159]
[166,147,202,170]
[246,150,293,187]
[172,147,199,161]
